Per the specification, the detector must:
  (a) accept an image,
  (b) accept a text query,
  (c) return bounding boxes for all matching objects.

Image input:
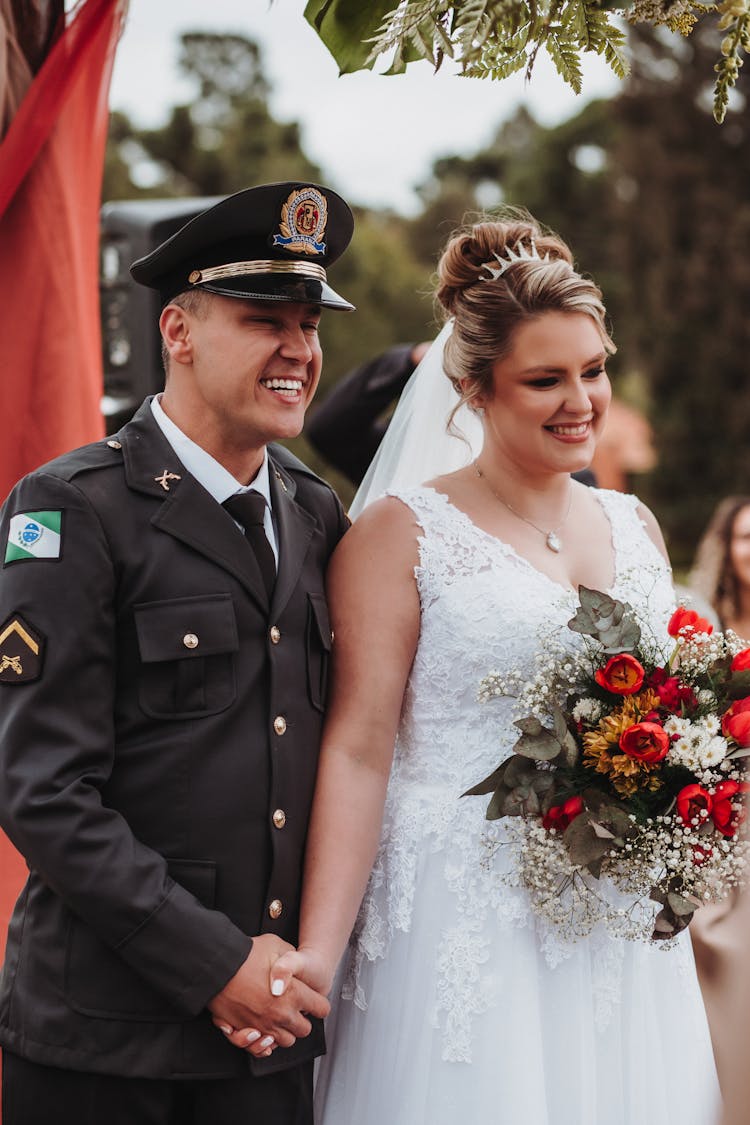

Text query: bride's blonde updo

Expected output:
[435,212,615,417]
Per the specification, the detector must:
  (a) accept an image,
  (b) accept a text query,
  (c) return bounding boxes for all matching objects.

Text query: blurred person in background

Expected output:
[689,496,750,638]
[688,496,750,1090]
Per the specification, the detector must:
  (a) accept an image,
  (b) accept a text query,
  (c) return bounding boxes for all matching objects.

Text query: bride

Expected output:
[243,215,718,1121]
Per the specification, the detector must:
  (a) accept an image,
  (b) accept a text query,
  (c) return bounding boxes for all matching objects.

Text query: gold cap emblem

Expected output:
[272,187,328,257]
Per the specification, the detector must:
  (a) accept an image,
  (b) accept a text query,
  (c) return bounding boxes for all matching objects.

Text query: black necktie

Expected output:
[223,492,276,600]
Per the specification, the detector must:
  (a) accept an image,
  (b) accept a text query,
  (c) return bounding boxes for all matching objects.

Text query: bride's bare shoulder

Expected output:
[335,494,422,562]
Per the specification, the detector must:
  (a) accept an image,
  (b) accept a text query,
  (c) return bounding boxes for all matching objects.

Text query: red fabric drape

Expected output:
[0,3,124,1090]
[0,0,123,500]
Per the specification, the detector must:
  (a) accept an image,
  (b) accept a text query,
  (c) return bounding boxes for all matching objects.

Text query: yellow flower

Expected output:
[582,688,664,795]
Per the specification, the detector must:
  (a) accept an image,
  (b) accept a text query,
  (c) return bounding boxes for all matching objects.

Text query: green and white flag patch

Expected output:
[5,511,62,563]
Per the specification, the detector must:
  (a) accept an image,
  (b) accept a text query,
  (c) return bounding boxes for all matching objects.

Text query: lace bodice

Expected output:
[342,486,686,1061]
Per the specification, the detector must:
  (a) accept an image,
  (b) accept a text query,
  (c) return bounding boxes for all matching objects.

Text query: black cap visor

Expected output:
[170,273,354,312]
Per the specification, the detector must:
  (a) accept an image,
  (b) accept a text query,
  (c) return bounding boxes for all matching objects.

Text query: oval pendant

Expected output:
[546,531,561,553]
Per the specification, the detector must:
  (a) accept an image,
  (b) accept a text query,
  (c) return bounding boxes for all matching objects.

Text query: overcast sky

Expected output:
[109,0,620,214]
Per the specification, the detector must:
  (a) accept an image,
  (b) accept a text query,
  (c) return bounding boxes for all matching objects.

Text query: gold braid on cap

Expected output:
[188,260,327,285]
[479,237,551,281]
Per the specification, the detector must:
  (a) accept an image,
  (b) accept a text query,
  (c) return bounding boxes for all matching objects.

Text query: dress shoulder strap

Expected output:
[594,489,671,582]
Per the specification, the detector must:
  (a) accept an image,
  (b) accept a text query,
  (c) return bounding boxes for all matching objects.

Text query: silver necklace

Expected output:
[474,461,573,553]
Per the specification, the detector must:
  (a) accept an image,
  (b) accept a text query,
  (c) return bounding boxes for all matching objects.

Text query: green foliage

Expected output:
[306,0,747,122]
[103,32,320,200]
[359,0,629,93]
[303,0,396,72]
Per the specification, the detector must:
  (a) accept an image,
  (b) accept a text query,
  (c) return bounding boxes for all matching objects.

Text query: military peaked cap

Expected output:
[130,181,355,311]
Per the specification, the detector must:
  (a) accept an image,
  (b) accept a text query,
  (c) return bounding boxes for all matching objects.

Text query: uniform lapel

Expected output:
[268,455,316,619]
[118,402,270,612]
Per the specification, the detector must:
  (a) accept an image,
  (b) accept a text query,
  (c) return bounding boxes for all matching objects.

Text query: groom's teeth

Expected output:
[261,378,303,391]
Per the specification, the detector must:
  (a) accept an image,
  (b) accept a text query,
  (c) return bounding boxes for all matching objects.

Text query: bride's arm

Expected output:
[273,495,422,996]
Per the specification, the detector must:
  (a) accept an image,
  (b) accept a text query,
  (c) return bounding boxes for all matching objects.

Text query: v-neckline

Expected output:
[421,485,618,598]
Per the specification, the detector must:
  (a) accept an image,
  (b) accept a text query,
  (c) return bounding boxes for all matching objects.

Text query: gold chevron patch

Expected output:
[0,614,44,683]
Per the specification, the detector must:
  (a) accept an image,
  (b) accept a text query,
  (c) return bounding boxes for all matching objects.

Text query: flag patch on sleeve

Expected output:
[5,511,62,564]
[0,615,44,682]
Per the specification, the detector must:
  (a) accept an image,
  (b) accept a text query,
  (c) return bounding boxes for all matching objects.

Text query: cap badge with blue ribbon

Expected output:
[273,187,328,256]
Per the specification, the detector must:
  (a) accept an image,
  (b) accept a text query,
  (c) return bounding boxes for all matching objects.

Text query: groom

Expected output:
[0,182,353,1124]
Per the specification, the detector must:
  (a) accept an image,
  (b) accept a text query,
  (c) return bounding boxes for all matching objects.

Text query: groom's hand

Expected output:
[208,934,330,1056]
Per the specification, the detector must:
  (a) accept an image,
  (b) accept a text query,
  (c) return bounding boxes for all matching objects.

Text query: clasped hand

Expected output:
[208,935,331,1059]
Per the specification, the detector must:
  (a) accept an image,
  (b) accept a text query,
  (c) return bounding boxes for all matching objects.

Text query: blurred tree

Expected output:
[101,31,433,496]
[611,25,750,566]
[103,32,321,199]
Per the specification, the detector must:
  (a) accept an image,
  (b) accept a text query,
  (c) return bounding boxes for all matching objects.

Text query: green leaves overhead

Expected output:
[303,0,398,73]
[303,0,746,122]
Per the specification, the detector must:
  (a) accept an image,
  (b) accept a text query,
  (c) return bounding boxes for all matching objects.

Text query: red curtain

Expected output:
[0,0,124,498]
[0,2,124,1082]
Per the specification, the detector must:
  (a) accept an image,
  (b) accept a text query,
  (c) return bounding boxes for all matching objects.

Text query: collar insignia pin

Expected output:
[154,470,182,492]
[274,469,288,493]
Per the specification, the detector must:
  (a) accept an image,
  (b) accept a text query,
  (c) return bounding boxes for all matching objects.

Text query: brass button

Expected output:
[183,633,199,649]
[272,809,286,829]
[106,439,122,450]
[269,625,281,644]
[268,899,283,920]
[273,715,287,736]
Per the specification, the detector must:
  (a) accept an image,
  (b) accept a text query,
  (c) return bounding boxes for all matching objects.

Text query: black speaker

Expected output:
[99,197,222,432]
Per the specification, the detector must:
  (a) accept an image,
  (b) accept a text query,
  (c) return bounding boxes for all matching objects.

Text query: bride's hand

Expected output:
[270,946,334,999]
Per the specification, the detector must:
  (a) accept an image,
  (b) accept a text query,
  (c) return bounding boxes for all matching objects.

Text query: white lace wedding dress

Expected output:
[315,486,719,1125]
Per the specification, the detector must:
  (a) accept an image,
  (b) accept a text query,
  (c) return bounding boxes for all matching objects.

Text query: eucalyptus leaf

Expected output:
[586,856,604,880]
[486,788,509,820]
[513,728,560,761]
[558,730,580,769]
[563,815,611,866]
[529,771,557,797]
[462,759,513,796]
[504,755,538,787]
[667,892,696,916]
[514,715,545,736]
[652,909,676,935]
[598,804,637,839]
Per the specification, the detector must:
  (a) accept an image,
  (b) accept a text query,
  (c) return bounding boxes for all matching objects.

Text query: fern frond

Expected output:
[546,27,584,92]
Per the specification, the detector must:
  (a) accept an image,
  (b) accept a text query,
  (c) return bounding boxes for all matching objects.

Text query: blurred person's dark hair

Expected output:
[689,496,750,628]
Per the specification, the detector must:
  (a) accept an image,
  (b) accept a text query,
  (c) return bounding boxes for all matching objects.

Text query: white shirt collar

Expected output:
[150,395,273,509]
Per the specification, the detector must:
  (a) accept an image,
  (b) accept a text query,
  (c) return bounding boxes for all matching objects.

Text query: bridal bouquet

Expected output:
[466,589,750,943]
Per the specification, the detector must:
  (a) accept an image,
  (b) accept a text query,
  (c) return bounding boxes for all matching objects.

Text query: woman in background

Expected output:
[690,496,750,638]
[688,496,750,1089]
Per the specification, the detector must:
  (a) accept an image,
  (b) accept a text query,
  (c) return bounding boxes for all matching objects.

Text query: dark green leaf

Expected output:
[304,0,394,73]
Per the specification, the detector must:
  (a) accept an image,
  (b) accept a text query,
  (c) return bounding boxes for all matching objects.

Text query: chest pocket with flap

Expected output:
[134,593,238,719]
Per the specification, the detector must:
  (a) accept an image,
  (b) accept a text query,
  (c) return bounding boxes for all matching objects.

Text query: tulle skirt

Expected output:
[314,847,719,1125]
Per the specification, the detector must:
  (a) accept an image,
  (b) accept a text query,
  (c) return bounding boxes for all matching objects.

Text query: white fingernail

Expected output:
[271,978,285,996]
[259,1036,275,1049]
[246,1031,261,1044]
[218,1024,232,1035]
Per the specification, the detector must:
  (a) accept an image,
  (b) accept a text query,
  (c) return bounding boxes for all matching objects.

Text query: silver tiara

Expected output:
[479,237,551,281]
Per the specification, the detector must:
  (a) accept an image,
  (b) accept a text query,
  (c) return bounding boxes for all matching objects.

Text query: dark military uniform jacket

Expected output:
[0,400,348,1079]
